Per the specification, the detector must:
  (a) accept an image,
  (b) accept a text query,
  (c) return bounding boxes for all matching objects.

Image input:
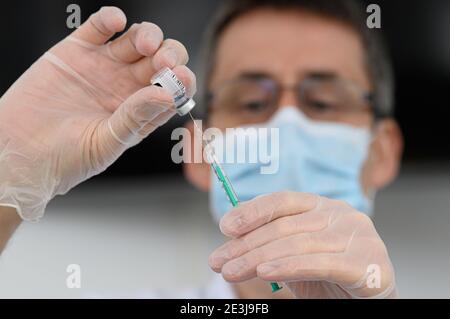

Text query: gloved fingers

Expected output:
[152,39,190,70]
[256,253,353,285]
[135,66,195,137]
[257,253,395,298]
[217,231,341,282]
[72,6,127,45]
[137,108,177,138]
[171,65,197,97]
[106,85,174,147]
[209,212,329,272]
[106,22,164,63]
[130,39,190,85]
[219,191,320,238]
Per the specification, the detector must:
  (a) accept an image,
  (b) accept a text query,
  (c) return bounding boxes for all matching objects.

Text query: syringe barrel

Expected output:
[211,162,239,207]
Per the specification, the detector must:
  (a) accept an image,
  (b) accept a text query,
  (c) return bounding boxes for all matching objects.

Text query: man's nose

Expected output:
[277,86,298,110]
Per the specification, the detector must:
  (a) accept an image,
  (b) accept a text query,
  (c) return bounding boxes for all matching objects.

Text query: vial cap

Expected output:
[176,99,196,116]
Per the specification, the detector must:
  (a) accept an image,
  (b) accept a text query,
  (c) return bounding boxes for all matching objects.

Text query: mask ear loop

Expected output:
[364,117,392,215]
[365,188,377,214]
[361,141,377,215]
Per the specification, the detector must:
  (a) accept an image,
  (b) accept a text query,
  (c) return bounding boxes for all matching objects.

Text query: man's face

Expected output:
[185,8,403,193]
[208,8,372,129]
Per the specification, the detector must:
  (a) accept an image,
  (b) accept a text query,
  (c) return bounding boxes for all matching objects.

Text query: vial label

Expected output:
[151,67,196,116]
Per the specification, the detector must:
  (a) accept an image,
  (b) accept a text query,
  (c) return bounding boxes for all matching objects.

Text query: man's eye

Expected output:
[240,100,269,112]
[308,100,333,112]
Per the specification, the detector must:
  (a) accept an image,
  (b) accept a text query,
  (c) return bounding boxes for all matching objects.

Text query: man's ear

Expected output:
[363,118,404,190]
[183,121,211,192]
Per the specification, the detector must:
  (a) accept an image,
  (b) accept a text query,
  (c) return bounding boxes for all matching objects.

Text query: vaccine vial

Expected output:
[151,67,196,116]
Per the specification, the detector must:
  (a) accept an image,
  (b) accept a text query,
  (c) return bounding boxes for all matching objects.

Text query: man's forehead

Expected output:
[211,8,370,89]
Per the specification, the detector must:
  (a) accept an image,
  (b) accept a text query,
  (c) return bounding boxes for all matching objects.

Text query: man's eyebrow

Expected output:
[237,71,274,80]
[303,71,338,80]
[233,71,340,82]
[236,71,340,81]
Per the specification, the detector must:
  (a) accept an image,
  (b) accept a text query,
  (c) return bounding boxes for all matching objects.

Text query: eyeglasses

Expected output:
[206,74,375,126]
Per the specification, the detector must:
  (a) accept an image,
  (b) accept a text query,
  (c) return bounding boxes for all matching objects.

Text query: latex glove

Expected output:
[209,192,397,299]
[0,7,196,221]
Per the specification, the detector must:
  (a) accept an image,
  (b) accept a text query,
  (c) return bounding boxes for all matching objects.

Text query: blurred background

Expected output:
[0,0,449,298]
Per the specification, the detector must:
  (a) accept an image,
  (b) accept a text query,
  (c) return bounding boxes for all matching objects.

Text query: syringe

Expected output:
[151,67,281,292]
[188,113,282,293]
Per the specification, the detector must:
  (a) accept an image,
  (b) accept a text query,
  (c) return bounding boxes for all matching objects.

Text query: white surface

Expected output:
[0,178,223,298]
[0,164,449,298]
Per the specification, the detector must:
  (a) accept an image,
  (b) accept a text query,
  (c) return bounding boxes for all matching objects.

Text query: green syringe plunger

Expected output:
[207,144,282,293]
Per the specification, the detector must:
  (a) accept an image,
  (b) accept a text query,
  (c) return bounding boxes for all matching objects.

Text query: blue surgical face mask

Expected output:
[209,107,374,222]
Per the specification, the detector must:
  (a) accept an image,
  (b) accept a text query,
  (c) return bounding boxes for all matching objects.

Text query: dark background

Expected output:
[1,0,449,178]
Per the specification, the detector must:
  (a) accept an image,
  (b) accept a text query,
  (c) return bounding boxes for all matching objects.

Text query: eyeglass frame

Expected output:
[205,72,387,122]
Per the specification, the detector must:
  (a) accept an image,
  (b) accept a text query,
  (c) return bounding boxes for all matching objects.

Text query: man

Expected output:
[0,1,402,299]
[183,0,402,298]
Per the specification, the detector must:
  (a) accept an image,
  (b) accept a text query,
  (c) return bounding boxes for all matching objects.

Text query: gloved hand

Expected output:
[0,7,196,221]
[209,192,397,299]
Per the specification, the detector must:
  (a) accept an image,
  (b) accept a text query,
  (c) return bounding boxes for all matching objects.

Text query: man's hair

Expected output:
[198,0,394,118]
